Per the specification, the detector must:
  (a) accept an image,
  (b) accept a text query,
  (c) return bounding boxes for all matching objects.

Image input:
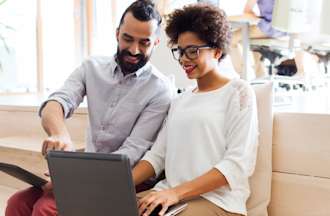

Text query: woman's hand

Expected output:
[138,168,228,215]
[138,189,180,216]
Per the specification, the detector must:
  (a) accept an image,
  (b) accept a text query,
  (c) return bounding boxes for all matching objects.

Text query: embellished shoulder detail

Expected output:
[231,80,254,111]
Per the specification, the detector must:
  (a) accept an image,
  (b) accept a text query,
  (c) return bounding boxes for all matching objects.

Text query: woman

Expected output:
[229,0,287,78]
[133,3,258,216]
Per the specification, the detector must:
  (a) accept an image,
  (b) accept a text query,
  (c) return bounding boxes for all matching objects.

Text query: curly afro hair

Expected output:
[165,3,231,61]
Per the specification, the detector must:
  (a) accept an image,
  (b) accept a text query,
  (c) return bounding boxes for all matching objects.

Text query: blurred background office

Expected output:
[0,0,329,113]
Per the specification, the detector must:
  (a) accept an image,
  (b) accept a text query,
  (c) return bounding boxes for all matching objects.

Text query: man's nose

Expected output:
[128,42,140,56]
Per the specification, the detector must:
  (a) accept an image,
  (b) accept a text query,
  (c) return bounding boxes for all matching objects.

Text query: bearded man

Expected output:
[5,1,172,215]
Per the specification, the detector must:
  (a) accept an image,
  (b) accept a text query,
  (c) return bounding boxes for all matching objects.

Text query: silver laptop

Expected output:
[47,151,187,216]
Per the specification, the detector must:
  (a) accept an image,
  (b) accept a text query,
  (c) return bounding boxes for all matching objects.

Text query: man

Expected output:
[5,1,172,215]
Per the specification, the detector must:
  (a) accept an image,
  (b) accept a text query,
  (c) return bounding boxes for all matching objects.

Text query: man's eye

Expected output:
[123,37,133,42]
[140,41,150,47]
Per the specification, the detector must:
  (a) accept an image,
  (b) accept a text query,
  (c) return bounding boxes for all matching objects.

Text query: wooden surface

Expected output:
[0,136,85,153]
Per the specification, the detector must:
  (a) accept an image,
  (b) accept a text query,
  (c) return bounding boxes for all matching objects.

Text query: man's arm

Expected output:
[41,101,74,155]
[113,88,172,166]
[39,60,87,155]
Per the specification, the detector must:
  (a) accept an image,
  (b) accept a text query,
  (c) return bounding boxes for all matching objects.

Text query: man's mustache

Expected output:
[121,50,143,60]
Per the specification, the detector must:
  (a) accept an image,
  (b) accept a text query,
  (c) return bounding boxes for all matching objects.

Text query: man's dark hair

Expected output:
[118,0,162,29]
[165,3,231,61]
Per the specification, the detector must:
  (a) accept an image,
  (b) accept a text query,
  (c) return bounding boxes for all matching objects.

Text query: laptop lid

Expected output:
[47,151,138,216]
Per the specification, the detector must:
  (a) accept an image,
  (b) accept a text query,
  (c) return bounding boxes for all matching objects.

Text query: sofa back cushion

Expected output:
[247,82,273,216]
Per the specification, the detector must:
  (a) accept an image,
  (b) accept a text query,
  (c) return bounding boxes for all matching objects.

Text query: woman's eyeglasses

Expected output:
[171,45,212,60]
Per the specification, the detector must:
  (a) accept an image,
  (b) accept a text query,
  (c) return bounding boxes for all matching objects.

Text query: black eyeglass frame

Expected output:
[171,45,213,61]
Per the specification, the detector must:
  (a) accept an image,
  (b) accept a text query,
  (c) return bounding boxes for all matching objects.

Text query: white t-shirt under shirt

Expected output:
[142,79,259,215]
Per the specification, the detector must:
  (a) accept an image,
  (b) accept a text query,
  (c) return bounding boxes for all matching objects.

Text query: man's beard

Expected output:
[116,47,150,75]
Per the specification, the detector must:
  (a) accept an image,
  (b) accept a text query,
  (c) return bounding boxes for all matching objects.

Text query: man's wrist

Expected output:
[49,134,73,145]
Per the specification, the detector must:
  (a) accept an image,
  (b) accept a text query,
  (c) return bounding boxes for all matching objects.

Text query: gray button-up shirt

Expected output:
[40,56,173,166]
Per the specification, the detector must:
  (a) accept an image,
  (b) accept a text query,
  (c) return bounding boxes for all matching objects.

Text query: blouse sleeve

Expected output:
[214,82,259,190]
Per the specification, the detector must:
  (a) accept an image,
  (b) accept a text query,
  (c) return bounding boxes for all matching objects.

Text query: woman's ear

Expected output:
[214,48,222,60]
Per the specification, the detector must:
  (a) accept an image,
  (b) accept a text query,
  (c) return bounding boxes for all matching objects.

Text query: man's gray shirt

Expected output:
[40,56,173,166]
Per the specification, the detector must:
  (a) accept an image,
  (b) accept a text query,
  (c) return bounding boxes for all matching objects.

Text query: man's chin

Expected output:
[120,63,140,74]
[123,60,138,67]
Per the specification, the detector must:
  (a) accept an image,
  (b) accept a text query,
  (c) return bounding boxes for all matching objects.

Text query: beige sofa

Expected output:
[249,83,330,216]
[269,113,330,216]
[1,91,330,215]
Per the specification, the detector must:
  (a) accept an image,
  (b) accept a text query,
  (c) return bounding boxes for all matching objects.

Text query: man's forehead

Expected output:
[119,12,159,39]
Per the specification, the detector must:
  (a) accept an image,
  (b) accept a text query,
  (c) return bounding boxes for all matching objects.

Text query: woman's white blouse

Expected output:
[142,79,259,215]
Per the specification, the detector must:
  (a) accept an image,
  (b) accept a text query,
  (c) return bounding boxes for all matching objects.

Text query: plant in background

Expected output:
[0,0,13,72]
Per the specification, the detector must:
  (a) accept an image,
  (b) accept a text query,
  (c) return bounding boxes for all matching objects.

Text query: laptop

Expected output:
[47,151,187,216]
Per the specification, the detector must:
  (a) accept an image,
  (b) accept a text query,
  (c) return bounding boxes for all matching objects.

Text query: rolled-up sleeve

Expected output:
[214,86,259,190]
[38,63,87,118]
[113,87,171,166]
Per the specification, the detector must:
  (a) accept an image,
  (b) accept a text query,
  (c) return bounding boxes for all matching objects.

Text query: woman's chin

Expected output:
[186,74,195,79]
[185,71,197,79]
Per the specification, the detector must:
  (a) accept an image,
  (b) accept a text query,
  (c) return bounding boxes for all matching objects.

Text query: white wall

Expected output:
[219,0,247,15]
[150,28,238,89]
[150,28,195,89]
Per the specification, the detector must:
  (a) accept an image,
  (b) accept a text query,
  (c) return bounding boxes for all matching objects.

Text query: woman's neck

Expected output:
[196,69,230,92]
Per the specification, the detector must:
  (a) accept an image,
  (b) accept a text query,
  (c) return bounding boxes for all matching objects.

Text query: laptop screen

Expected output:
[47,151,138,216]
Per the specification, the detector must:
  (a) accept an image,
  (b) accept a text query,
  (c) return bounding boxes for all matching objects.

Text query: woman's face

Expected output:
[176,31,221,80]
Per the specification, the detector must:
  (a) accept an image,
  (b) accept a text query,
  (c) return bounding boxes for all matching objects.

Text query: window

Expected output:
[41,0,76,91]
[91,0,135,56]
[90,0,116,56]
[0,0,86,93]
[0,0,152,93]
[0,0,37,93]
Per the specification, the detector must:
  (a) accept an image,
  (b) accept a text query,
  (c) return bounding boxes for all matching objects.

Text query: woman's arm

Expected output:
[132,160,156,186]
[138,168,228,216]
[172,168,228,201]
[244,0,257,14]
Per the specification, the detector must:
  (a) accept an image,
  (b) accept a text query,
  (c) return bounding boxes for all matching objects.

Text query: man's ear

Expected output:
[116,28,119,42]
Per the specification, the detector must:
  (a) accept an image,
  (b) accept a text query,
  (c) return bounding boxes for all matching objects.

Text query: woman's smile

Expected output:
[182,64,197,76]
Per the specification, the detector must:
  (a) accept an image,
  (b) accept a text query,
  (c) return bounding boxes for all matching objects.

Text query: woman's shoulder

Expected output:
[227,79,256,111]
[229,79,253,92]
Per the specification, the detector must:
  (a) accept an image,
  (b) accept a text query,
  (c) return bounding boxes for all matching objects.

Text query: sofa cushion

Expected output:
[247,82,273,216]
[268,172,330,216]
[273,113,330,178]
